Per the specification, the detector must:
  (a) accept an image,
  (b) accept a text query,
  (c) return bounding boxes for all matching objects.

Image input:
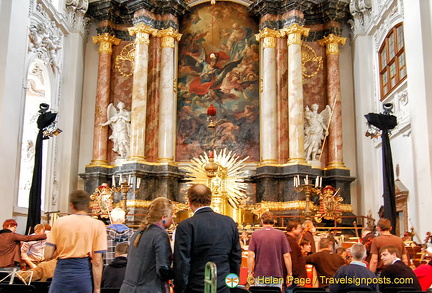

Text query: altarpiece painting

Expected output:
[176,2,260,162]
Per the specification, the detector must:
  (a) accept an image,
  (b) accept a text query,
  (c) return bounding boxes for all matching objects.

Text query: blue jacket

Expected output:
[173,207,242,293]
[329,261,379,293]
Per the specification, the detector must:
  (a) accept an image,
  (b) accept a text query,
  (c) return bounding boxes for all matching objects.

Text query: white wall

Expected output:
[0,0,93,221]
[349,0,432,237]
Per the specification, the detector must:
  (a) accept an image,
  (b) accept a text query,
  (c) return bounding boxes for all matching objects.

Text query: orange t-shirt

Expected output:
[47,214,107,259]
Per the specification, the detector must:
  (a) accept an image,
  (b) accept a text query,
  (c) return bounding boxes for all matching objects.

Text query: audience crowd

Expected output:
[0,187,431,293]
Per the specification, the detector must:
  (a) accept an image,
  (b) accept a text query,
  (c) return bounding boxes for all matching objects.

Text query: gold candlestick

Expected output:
[294,176,322,220]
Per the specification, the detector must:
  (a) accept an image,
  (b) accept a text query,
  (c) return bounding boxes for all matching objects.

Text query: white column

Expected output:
[157,28,182,163]
[56,32,87,212]
[0,0,30,224]
[128,24,157,162]
[403,0,432,236]
[281,24,310,164]
[256,28,280,164]
[351,35,381,221]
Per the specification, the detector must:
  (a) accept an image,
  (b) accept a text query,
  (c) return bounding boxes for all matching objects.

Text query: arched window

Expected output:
[18,60,52,208]
[379,23,407,99]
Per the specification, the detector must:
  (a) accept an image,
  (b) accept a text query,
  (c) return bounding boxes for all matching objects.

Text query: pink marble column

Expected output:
[256,28,281,164]
[156,28,182,163]
[318,34,347,169]
[128,24,157,162]
[281,24,310,165]
[89,33,121,166]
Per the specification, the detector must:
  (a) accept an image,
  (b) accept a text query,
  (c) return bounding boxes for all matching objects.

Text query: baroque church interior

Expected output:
[1,0,432,244]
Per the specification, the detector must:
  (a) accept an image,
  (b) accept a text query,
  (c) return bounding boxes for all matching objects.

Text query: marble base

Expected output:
[80,162,183,225]
[253,164,356,213]
[80,162,356,226]
[80,166,111,194]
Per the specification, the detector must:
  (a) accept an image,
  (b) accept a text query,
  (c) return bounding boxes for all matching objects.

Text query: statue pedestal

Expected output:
[251,164,356,225]
[80,166,111,194]
[80,162,183,225]
[308,160,322,168]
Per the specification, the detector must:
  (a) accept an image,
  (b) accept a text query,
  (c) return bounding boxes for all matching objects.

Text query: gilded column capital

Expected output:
[128,23,157,45]
[318,34,347,55]
[255,28,281,48]
[157,27,182,48]
[92,33,121,54]
[280,23,310,46]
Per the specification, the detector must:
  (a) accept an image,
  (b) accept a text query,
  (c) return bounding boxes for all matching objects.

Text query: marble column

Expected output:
[281,24,310,164]
[156,28,182,163]
[256,28,281,164]
[318,34,347,168]
[90,33,121,166]
[128,24,157,162]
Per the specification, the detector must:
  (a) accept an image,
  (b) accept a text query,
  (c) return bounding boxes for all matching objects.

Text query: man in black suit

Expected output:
[379,245,421,292]
[174,184,242,293]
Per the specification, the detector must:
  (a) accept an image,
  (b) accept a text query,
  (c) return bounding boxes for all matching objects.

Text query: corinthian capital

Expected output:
[280,24,310,46]
[318,34,346,55]
[92,33,121,54]
[128,23,157,45]
[156,27,182,48]
[255,28,282,48]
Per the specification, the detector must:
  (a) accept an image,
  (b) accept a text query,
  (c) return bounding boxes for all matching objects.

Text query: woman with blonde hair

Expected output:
[120,197,174,293]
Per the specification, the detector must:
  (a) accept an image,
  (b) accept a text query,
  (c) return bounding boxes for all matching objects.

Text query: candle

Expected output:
[315,176,318,188]
[137,178,141,188]
[294,176,297,187]
[306,175,309,185]
[120,174,123,184]
[112,175,115,187]
[319,177,322,187]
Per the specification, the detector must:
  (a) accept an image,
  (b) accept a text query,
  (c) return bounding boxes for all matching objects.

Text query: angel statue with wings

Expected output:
[304,103,332,161]
[100,102,131,159]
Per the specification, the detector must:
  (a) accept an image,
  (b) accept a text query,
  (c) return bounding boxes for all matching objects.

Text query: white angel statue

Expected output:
[100,102,131,158]
[304,103,332,161]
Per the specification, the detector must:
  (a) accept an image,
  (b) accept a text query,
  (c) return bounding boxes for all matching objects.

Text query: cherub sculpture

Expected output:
[304,103,332,161]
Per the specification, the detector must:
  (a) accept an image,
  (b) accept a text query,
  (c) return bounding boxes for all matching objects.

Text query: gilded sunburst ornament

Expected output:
[183,149,248,208]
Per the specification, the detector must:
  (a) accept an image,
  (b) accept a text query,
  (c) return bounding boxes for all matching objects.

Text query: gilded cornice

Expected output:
[318,33,346,55]
[280,23,310,46]
[92,33,121,54]
[128,23,157,45]
[156,27,182,48]
[255,28,282,49]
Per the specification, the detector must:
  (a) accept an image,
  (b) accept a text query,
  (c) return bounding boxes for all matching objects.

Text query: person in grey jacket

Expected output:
[120,197,174,293]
